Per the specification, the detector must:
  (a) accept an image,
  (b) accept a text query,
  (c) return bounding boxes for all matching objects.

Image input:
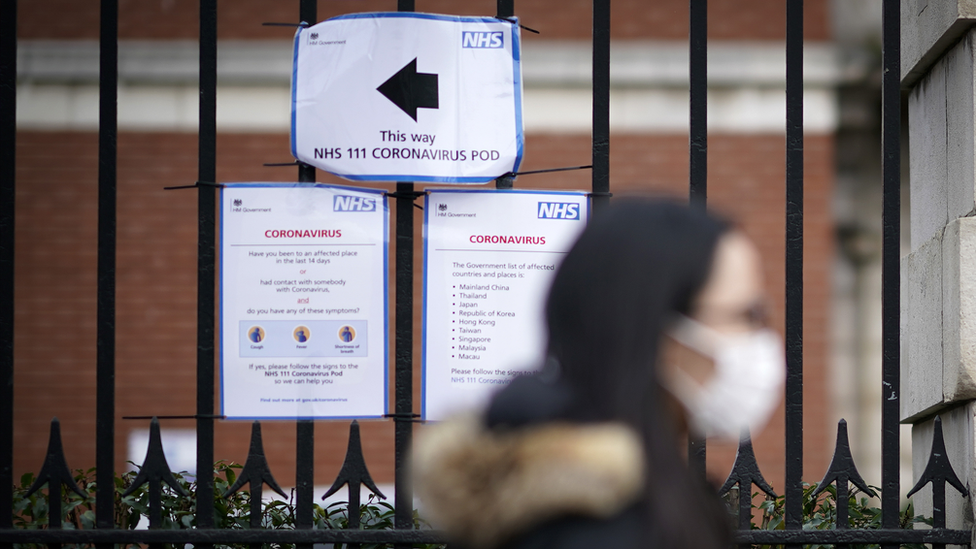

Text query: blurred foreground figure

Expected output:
[413,199,784,549]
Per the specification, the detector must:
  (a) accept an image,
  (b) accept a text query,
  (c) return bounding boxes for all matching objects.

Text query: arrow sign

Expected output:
[291,13,524,183]
[377,58,439,121]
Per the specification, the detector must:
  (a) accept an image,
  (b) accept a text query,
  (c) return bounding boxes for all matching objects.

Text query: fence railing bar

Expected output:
[880,1,902,547]
[0,0,15,545]
[392,183,415,540]
[689,0,707,210]
[122,414,226,420]
[196,0,218,538]
[295,2,317,546]
[687,0,708,481]
[295,419,314,538]
[736,529,971,545]
[394,2,416,546]
[0,527,968,545]
[784,0,804,544]
[95,0,118,544]
[495,0,516,189]
[591,0,610,215]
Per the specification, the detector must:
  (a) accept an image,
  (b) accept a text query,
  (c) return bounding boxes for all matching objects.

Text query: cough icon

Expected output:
[248,326,265,343]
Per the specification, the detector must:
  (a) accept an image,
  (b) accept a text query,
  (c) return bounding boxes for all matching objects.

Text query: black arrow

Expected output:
[377,58,438,121]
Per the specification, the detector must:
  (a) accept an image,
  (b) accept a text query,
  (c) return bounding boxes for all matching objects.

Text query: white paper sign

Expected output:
[220,184,388,419]
[422,190,589,420]
[291,13,524,183]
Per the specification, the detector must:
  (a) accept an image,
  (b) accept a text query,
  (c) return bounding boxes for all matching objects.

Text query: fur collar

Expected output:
[411,415,645,549]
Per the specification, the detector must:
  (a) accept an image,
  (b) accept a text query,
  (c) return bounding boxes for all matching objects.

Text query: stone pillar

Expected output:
[902,0,976,535]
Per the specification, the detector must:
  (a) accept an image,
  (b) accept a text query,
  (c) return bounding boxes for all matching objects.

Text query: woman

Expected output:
[413,199,784,549]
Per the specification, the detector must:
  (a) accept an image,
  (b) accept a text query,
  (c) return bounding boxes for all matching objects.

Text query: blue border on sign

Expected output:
[290,29,302,160]
[337,174,498,184]
[419,189,590,420]
[219,182,390,420]
[420,192,430,420]
[510,22,524,175]
[293,12,524,184]
[329,11,508,24]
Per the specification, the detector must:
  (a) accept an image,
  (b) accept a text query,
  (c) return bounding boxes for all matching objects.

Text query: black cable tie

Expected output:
[383,413,424,423]
[501,165,592,178]
[262,22,309,28]
[587,191,613,198]
[122,414,227,420]
[495,17,540,34]
[264,160,311,167]
[163,181,225,190]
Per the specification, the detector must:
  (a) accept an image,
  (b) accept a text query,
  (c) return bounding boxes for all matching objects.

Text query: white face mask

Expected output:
[662,315,785,441]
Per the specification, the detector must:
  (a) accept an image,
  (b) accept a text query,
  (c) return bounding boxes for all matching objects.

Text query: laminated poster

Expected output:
[291,12,523,183]
[220,183,388,419]
[422,190,589,420]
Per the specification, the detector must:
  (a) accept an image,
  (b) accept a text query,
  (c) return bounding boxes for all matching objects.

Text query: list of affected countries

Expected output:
[447,259,556,386]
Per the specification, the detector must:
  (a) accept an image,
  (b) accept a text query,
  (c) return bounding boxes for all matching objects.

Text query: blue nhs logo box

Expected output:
[462,31,503,49]
[333,195,377,212]
[537,202,581,220]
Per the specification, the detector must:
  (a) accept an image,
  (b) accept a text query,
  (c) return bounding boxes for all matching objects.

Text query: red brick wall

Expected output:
[14,130,833,494]
[18,0,830,42]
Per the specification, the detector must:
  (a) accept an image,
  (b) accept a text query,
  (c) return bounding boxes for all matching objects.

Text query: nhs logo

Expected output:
[462,31,503,49]
[333,195,377,212]
[537,202,581,220]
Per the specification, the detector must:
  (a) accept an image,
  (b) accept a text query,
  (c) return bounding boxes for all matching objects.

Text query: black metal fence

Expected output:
[0,0,972,547]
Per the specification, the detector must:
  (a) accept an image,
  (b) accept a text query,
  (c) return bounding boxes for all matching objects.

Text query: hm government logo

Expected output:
[233,199,243,207]
[537,202,580,220]
[307,32,344,47]
[438,203,448,212]
[333,194,377,212]
[462,31,503,49]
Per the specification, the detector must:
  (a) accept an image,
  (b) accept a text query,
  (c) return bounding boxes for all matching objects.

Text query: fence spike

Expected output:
[814,419,874,498]
[25,418,87,499]
[323,421,385,501]
[222,421,286,530]
[718,430,777,530]
[906,416,968,530]
[24,418,87,530]
[812,419,874,540]
[223,421,287,498]
[121,417,189,529]
[122,418,188,497]
[322,421,384,531]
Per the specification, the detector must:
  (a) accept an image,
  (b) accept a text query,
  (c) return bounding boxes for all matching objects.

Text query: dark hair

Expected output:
[544,198,731,548]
